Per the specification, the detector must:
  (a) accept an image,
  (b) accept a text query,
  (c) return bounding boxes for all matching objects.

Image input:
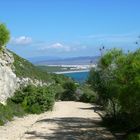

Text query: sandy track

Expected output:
[0,101,116,140]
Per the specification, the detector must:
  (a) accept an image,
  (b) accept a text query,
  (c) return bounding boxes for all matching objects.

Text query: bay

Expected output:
[63,71,89,83]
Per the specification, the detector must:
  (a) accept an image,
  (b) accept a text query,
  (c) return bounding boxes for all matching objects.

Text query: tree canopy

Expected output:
[0,23,10,48]
[88,48,140,131]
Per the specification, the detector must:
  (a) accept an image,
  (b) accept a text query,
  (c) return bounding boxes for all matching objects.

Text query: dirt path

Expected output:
[0,101,116,140]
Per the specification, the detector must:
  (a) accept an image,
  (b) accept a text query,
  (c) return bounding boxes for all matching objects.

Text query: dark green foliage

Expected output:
[6,99,25,117]
[127,133,140,140]
[79,92,95,103]
[88,48,140,133]
[11,85,55,114]
[79,85,96,103]
[0,101,24,125]
[0,23,10,49]
[0,103,13,125]
[0,85,55,125]
[61,81,77,101]
[88,49,125,118]
[51,73,72,84]
[53,84,65,100]
[0,83,60,126]
[11,51,53,83]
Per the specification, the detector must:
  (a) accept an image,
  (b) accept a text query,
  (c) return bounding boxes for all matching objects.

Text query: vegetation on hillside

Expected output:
[88,48,140,139]
[0,47,80,125]
[10,85,55,114]
[12,52,53,83]
[0,85,55,124]
[11,51,75,84]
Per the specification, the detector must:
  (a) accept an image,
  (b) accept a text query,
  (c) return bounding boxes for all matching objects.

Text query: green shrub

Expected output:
[51,74,71,84]
[80,91,96,103]
[88,48,140,132]
[61,81,77,101]
[0,103,13,125]
[27,103,42,114]
[127,133,140,140]
[6,99,25,117]
[79,85,97,103]
[53,84,65,100]
[0,100,25,125]
[11,85,55,114]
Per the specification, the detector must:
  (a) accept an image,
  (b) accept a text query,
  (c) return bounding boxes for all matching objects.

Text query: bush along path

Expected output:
[0,101,116,140]
[88,48,140,140]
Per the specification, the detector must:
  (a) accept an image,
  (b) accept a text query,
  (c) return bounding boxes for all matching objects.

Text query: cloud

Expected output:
[50,43,64,49]
[39,42,76,52]
[10,36,32,45]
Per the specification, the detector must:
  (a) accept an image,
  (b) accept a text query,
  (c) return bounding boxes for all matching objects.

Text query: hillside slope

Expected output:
[0,49,69,103]
[12,51,53,83]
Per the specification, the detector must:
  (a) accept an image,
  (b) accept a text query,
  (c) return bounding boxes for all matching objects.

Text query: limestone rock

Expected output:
[0,49,18,103]
[0,49,49,103]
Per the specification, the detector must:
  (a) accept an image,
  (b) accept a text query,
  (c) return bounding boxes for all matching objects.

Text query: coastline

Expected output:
[54,69,90,74]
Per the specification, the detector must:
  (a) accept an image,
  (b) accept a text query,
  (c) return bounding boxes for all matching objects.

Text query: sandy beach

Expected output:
[54,69,90,74]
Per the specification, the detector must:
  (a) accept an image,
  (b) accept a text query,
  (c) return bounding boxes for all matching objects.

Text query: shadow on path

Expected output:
[25,117,116,140]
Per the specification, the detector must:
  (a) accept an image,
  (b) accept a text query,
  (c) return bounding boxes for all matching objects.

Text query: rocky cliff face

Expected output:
[0,49,18,103]
[0,49,49,103]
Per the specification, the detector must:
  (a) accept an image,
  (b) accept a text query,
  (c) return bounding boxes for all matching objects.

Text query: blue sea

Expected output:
[63,71,89,83]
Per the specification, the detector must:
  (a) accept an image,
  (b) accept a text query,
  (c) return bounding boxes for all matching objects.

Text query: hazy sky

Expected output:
[1,0,140,58]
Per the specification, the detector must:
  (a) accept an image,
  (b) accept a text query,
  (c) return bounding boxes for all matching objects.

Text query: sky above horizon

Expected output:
[1,0,140,59]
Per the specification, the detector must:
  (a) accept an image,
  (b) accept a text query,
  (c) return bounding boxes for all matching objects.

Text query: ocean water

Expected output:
[63,71,89,83]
